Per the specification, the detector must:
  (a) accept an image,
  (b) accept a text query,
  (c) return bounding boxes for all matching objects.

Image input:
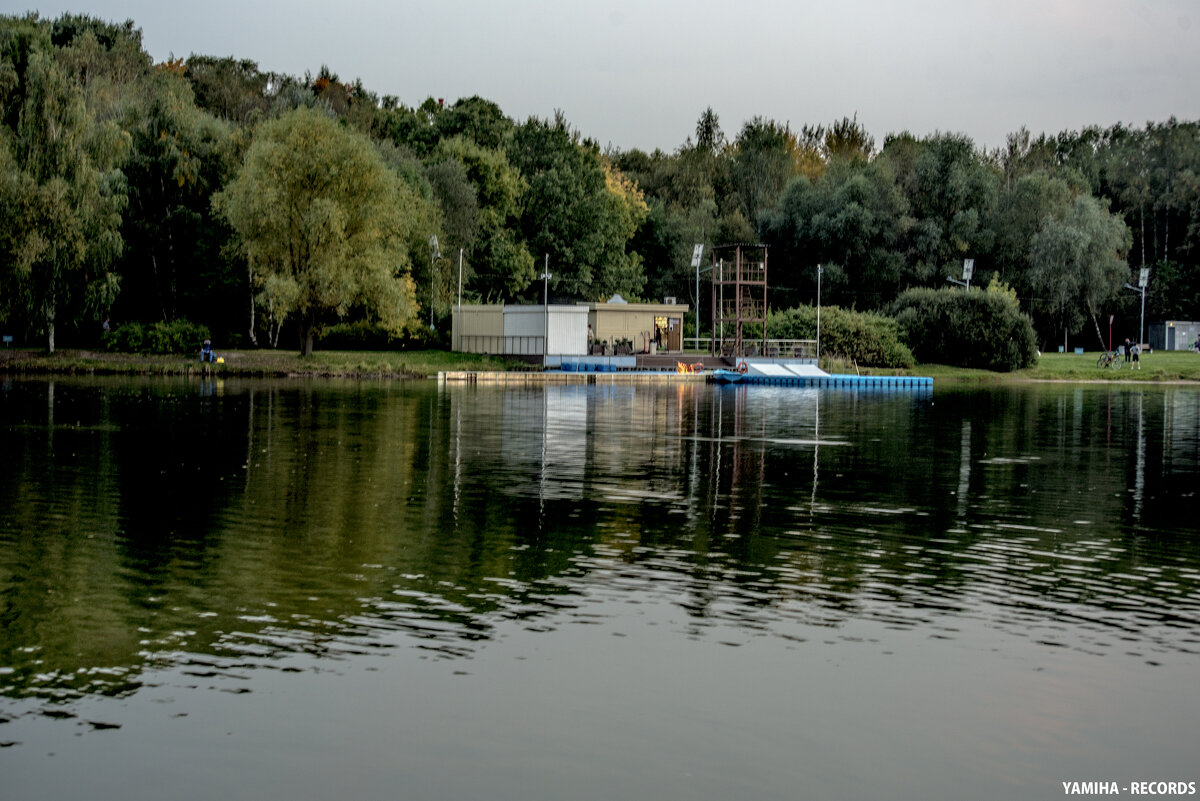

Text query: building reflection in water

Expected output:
[438,382,841,536]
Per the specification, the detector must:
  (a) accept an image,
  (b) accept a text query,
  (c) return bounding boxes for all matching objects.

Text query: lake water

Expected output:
[2,376,1199,800]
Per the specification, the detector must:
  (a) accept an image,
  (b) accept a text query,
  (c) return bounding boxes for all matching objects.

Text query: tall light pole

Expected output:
[456,248,464,351]
[429,235,442,329]
[1124,267,1150,348]
[816,263,823,364]
[540,254,552,361]
[694,245,701,350]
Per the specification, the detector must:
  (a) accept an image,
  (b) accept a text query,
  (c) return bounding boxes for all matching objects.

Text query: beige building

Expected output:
[453,303,588,356]
[453,297,690,356]
[584,296,689,354]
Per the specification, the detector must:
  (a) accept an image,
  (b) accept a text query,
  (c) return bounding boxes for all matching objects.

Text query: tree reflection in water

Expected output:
[1,377,1198,706]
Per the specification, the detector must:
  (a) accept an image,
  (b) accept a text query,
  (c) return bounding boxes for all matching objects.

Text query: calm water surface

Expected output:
[1,376,1199,800]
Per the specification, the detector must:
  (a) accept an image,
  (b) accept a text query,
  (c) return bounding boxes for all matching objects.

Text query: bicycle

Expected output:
[1096,350,1119,368]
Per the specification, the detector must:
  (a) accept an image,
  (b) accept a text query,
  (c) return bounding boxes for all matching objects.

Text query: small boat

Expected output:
[712,368,745,384]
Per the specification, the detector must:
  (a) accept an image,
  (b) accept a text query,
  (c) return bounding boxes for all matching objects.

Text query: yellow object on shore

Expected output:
[216,357,224,364]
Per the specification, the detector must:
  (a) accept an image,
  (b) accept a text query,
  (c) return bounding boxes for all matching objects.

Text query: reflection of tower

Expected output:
[730,385,766,497]
[1133,390,1145,522]
[711,244,767,358]
[956,420,971,520]
[707,385,769,533]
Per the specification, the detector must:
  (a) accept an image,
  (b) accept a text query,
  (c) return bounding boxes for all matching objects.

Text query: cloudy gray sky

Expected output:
[17,0,1200,152]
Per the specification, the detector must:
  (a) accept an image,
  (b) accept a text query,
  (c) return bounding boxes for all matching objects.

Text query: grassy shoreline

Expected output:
[3,348,1200,383]
[0,348,529,379]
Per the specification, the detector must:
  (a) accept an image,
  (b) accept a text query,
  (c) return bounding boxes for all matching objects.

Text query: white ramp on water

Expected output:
[784,364,830,377]
[739,360,830,378]
[748,363,795,377]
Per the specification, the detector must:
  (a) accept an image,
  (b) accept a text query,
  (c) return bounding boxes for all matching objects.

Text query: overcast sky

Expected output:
[16,0,1200,153]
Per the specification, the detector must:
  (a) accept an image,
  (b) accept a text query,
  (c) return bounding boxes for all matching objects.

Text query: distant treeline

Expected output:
[2,12,1197,352]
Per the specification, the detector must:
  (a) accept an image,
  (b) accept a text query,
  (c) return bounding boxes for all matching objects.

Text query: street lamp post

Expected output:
[429,235,442,329]
[1124,267,1150,349]
[691,244,707,352]
[540,254,552,362]
[456,248,463,351]
[816,263,823,364]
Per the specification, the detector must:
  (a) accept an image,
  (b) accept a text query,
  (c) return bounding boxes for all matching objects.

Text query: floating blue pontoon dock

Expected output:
[714,371,931,389]
[712,361,932,391]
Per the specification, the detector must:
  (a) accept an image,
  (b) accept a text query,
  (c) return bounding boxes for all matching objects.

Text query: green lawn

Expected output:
[4,346,1200,382]
[0,348,527,378]
[1013,349,1200,382]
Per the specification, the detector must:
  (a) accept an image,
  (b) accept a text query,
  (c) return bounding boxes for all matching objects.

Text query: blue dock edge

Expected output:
[557,356,637,372]
[719,373,933,391]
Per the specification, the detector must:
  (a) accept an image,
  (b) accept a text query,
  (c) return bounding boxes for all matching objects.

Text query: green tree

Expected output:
[507,113,646,300]
[613,109,732,311]
[1027,194,1131,350]
[823,114,873,164]
[880,132,998,284]
[51,14,152,117]
[118,65,236,329]
[0,20,127,352]
[214,107,419,355]
[990,170,1073,295]
[184,55,273,124]
[729,117,797,237]
[436,95,512,149]
[432,135,533,303]
[764,159,910,310]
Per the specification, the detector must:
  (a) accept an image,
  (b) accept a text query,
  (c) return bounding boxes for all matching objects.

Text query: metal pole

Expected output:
[428,234,440,329]
[690,243,704,352]
[541,254,551,360]
[456,248,463,351]
[816,263,823,364]
[1140,288,1146,350]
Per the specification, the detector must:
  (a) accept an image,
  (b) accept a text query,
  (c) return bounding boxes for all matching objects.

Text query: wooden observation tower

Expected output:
[710,244,768,358]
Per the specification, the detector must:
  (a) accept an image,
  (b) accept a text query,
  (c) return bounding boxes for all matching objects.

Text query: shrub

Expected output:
[765,305,915,368]
[146,319,211,355]
[102,322,145,353]
[321,320,447,350]
[321,320,399,350]
[102,320,211,355]
[888,287,1037,371]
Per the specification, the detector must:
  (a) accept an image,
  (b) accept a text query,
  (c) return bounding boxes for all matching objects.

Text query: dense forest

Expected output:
[2,12,1198,354]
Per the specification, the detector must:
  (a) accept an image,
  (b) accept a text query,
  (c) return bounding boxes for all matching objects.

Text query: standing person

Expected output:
[1130,342,1141,370]
[1123,337,1132,367]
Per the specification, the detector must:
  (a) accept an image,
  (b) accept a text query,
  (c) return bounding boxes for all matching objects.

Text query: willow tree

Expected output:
[0,27,127,353]
[1028,194,1131,350]
[215,106,419,355]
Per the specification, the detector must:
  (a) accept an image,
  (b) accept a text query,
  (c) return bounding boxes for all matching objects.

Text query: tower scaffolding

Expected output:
[710,243,768,359]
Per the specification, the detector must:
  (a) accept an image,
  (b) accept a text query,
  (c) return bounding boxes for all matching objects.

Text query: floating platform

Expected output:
[440,364,931,391]
[713,371,932,390]
[713,360,931,390]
